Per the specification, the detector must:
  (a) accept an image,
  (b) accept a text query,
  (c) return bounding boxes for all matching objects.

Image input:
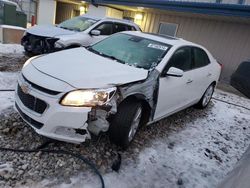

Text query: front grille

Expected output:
[17,84,47,114]
[15,103,44,129]
[22,75,61,95]
[21,33,59,54]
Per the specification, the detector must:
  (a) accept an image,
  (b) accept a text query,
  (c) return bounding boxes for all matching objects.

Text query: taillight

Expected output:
[217,61,223,69]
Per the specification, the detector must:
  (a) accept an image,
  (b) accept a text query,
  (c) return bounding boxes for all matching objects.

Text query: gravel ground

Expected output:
[0,54,249,188]
[0,97,249,188]
[0,55,28,72]
[0,103,217,188]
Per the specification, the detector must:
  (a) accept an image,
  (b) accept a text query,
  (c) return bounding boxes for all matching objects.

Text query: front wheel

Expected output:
[195,84,215,109]
[109,100,143,149]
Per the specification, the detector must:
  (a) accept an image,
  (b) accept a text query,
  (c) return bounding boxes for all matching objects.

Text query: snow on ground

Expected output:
[0,44,24,56]
[25,91,250,188]
[0,59,249,188]
[0,25,26,31]
[0,72,17,112]
[0,162,14,178]
[0,72,18,90]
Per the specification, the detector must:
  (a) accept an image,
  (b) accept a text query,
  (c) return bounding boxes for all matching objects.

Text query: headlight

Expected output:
[60,87,116,107]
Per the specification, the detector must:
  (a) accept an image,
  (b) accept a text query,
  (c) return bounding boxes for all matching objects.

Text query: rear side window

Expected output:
[164,47,192,72]
[113,24,128,33]
[127,25,137,31]
[193,47,210,68]
[113,24,137,33]
[95,22,113,35]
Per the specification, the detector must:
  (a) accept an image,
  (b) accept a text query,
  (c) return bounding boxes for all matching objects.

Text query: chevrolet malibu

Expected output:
[15,31,221,148]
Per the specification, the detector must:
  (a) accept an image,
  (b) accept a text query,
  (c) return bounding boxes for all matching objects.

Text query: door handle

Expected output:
[207,73,212,77]
[186,79,193,84]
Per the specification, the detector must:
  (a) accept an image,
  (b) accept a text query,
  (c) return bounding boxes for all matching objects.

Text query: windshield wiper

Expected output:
[86,47,100,55]
[100,53,126,64]
[86,47,126,64]
[58,26,79,31]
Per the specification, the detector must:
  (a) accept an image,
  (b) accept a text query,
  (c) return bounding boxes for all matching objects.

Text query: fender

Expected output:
[118,69,160,121]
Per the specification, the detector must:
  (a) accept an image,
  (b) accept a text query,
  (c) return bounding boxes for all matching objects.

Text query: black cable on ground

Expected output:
[212,97,250,111]
[0,146,105,188]
[0,89,15,91]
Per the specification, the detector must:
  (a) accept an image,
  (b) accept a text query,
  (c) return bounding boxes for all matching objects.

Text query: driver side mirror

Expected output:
[165,67,184,77]
[90,30,101,36]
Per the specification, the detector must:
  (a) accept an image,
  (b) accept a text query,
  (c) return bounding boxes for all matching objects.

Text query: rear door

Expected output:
[190,47,213,101]
[154,46,195,120]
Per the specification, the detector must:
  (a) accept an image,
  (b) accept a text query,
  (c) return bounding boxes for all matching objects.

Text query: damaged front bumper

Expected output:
[21,33,61,55]
[15,75,117,144]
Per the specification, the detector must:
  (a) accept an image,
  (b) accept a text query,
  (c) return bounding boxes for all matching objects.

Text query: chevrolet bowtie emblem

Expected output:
[20,83,30,94]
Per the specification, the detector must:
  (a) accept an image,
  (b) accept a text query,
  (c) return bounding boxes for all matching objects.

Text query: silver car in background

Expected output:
[21,15,141,55]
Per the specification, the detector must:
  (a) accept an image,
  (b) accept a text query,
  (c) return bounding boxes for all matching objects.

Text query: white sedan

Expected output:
[15,31,221,148]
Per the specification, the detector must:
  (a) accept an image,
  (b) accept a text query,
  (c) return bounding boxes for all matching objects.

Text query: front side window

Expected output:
[193,47,210,68]
[89,33,171,70]
[94,23,113,35]
[164,47,192,72]
[58,16,97,32]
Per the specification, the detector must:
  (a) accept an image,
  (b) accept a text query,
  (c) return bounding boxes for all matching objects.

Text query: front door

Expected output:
[154,47,194,120]
[90,22,113,45]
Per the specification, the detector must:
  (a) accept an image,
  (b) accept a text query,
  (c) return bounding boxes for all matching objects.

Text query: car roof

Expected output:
[102,17,136,24]
[80,14,102,21]
[122,31,200,47]
[80,14,138,26]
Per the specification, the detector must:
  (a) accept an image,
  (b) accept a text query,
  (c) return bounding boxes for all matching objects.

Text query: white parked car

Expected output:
[15,31,221,148]
[21,15,140,55]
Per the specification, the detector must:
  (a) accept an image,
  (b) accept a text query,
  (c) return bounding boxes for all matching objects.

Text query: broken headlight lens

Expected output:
[60,88,116,107]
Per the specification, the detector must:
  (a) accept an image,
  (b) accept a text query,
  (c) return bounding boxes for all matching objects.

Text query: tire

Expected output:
[195,84,215,109]
[109,100,143,149]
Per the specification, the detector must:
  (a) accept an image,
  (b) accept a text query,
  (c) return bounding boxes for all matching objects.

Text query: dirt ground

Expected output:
[0,55,28,72]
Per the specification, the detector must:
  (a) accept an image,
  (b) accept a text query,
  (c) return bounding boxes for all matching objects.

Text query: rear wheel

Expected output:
[109,100,142,149]
[195,84,215,109]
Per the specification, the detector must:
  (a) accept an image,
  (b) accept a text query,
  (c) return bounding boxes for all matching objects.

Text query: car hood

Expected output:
[31,48,148,89]
[27,25,76,37]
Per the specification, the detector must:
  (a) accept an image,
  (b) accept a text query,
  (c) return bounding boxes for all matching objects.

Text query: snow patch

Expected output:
[0,72,18,90]
[24,90,250,188]
[0,44,24,56]
[0,72,17,113]
[0,25,26,31]
[0,162,14,178]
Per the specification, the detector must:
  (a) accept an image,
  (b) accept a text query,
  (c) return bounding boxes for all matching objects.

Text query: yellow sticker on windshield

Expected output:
[148,44,168,51]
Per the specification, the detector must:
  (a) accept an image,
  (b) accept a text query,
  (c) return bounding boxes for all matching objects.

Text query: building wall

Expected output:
[106,7,123,19]
[55,2,81,24]
[87,4,123,19]
[19,0,36,23]
[137,11,250,82]
[161,0,250,4]
[87,4,107,17]
[37,0,56,25]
